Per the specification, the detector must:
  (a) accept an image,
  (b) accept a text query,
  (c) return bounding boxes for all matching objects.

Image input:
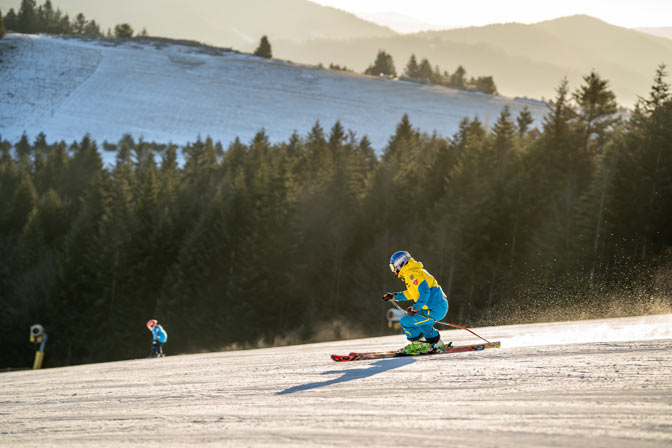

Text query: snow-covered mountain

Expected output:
[1,314,671,446]
[0,33,547,154]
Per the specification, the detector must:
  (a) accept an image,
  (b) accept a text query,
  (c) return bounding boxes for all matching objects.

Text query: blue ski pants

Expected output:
[400,298,449,341]
[151,341,164,357]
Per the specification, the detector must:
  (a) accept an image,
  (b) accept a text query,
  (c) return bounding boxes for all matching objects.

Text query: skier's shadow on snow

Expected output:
[277,357,415,395]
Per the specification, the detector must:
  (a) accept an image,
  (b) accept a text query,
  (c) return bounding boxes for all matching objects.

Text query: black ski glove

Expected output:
[406,306,418,316]
[382,292,395,302]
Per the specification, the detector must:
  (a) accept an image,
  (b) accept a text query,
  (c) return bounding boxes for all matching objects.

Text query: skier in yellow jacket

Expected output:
[383,251,450,354]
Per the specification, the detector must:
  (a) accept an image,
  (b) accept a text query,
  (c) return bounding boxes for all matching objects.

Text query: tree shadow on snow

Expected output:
[276,357,415,395]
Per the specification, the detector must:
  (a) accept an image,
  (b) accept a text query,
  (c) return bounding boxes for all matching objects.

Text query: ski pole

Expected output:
[388,300,492,344]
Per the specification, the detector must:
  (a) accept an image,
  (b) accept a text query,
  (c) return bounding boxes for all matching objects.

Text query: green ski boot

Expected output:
[403,340,432,355]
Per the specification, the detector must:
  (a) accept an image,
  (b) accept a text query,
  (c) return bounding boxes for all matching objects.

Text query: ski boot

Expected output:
[401,339,432,355]
[425,335,452,352]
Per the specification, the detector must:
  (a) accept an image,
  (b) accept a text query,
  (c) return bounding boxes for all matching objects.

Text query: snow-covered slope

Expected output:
[0,34,547,152]
[1,314,671,447]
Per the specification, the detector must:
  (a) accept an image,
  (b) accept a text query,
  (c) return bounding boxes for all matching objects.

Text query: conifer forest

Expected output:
[1,68,672,368]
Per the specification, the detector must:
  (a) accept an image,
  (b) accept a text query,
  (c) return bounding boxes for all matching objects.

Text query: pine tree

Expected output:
[182,136,220,209]
[40,141,69,198]
[114,23,133,38]
[15,133,31,167]
[417,58,433,81]
[4,8,17,32]
[640,63,670,114]
[328,120,347,153]
[73,13,86,34]
[516,106,534,137]
[404,54,419,78]
[383,113,414,163]
[364,50,396,77]
[83,19,101,36]
[254,35,272,58]
[472,76,498,94]
[538,78,578,191]
[450,65,467,89]
[573,70,618,157]
[246,130,272,196]
[476,76,497,95]
[382,114,430,211]
[433,64,444,84]
[488,106,517,183]
[17,0,37,33]
[58,12,70,34]
[39,0,54,32]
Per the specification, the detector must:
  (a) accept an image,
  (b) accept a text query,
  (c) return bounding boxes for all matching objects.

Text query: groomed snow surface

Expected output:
[1,314,671,447]
[0,34,547,155]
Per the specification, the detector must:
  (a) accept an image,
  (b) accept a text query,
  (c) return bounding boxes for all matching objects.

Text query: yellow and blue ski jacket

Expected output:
[393,258,446,312]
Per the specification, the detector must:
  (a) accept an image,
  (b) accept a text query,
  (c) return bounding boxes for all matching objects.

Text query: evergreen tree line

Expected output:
[2,67,672,369]
[364,50,498,94]
[2,0,144,38]
[317,62,353,73]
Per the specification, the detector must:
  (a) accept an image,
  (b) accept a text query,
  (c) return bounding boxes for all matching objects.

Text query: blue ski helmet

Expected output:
[389,251,411,276]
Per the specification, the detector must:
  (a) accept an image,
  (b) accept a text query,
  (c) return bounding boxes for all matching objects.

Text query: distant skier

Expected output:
[383,251,450,354]
[146,319,167,358]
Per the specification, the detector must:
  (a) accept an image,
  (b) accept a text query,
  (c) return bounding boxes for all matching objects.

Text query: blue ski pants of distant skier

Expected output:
[151,341,164,357]
[400,299,448,341]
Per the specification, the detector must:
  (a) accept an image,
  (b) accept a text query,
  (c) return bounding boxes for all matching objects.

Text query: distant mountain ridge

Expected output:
[275,15,672,106]
[355,11,446,34]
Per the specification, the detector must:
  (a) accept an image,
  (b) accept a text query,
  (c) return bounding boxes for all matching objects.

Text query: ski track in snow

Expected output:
[1,314,671,447]
[0,33,548,164]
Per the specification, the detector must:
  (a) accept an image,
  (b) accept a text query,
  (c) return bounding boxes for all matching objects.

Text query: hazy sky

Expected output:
[312,0,672,32]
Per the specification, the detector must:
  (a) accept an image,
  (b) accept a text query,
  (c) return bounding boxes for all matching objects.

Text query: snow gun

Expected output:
[29,324,48,369]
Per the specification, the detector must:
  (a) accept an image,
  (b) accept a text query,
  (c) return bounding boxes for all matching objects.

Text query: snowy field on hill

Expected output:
[0,34,548,160]
[1,314,671,447]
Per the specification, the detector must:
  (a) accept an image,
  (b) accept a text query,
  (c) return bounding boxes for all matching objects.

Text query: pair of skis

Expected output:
[331,340,500,362]
[331,300,500,362]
